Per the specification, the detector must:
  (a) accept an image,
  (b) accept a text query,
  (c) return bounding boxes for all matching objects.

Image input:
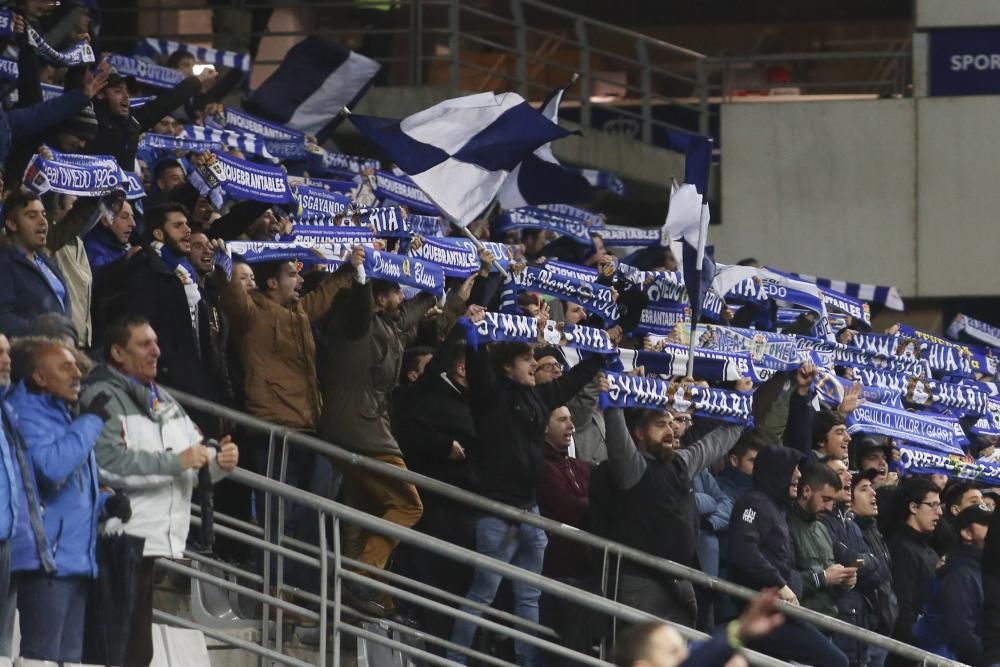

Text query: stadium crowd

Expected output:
[0,2,999,667]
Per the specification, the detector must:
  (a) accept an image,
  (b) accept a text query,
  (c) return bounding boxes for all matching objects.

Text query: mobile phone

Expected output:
[853,558,865,569]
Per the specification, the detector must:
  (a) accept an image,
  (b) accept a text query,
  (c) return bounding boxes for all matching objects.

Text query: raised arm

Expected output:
[676,424,744,476]
[18,411,103,489]
[536,354,604,411]
[602,407,647,490]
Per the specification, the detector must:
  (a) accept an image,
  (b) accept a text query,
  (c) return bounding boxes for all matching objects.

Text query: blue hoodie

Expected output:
[7,383,106,578]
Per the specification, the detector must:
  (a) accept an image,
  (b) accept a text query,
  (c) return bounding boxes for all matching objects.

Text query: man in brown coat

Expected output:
[216,243,364,603]
[320,272,469,615]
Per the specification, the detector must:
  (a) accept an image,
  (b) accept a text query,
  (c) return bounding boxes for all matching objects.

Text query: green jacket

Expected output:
[788,503,838,617]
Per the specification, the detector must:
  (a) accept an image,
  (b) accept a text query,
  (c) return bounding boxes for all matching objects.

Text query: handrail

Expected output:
[168,387,965,667]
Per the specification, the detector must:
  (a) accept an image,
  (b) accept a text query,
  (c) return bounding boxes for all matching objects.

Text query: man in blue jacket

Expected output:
[7,336,129,663]
[0,191,73,338]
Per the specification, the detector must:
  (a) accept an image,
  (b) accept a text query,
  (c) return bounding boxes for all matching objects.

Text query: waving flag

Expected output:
[246,37,380,139]
[496,79,593,209]
[349,92,573,226]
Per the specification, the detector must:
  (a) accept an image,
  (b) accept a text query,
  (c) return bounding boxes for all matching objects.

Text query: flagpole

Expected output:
[460,225,511,280]
[684,204,708,379]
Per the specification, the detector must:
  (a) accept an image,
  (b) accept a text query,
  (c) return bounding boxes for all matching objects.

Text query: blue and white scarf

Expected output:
[851,332,974,379]
[694,325,805,373]
[767,267,871,327]
[537,203,604,227]
[846,402,967,455]
[307,146,380,179]
[373,171,439,216]
[598,225,661,248]
[140,38,251,73]
[285,225,376,245]
[897,442,1000,486]
[494,207,593,246]
[897,323,997,377]
[405,214,445,237]
[195,151,293,205]
[796,336,932,377]
[847,366,990,416]
[23,152,124,196]
[948,314,1000,351]
[355,206,412,237]
[601,372,754,426]
[226,240,350,265]
[635,302,689,336]
[541,260,598,283]
[293,184,351,218]
[183,125,277,163]
[507,265,620,323]
[139,132,224,153]
[407,236,510,278]
[223,108,306,159]
[363,249,444,297]
[619,345,763,383]
[813,370,904,410]
[107,54,184,89]
[1,11,96,67]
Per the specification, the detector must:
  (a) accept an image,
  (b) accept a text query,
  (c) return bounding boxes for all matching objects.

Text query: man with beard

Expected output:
[594,405,743,627]
[727,446,848,667]
[0,192,72,337]
[121,203,225,432]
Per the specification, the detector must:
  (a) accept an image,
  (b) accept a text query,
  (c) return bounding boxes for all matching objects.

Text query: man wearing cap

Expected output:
[912,504,992,664]
[82,63,218,169]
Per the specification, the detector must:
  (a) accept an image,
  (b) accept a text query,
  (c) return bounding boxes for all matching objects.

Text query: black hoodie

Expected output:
[727,445,804,596]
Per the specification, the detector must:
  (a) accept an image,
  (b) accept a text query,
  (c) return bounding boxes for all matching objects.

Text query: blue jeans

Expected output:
[17,572,89,662]
[746,619,849,667]
[448,508,548,666]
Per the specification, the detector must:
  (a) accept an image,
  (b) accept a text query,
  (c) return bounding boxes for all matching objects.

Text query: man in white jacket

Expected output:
[80,314,238,667]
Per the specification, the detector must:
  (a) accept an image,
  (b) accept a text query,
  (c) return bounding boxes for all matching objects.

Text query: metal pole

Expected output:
[575,17,591,130]
[153,610,313,667]
[448,0,460,90]
[332,516,343,665]
[511,0,527,96]
[318,512,328,667]
[696,59,710,136]
[636,40,652,145]
[261,431,276,653]
[414,0,424,86]
[684,201,708,379]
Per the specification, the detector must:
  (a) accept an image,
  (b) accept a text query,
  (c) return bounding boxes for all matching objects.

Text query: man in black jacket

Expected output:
[887,476,942,666]
[86,66,218,168]
[851,470,897,667]
[120,203,225,434]
[447,320,604,666]
[978,500,1000,666]
[594,405,743,626]
[727,445,848,667]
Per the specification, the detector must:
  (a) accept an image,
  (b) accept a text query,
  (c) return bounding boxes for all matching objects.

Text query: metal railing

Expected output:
[95,0,912,148]
[154,386,964,667]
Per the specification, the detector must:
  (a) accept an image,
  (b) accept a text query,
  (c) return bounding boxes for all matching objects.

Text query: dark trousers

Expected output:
[0,541,13,657]
[616,574,697,627]
[124,558,157,667]
[17,571,89,662]
[746,619,850,667]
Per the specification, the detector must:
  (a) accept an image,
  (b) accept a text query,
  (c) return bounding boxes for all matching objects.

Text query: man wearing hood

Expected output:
[851,470,897,667]
[727,445,849,667]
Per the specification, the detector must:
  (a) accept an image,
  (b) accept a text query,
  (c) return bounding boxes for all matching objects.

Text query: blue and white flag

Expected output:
[349,92,573,226]
[494,206,593,245]
[601,372,754,426]
[788,271,905,312]
[293,184,351,218]
[139,38,251,73]
[196,151,293,205]
[496,80,593,209]
[846,402,966,455]
[246,37,379,139]
[599,225,660,248]
[373,170,440,216]
[107,54,184,89]
[408,236,511,278]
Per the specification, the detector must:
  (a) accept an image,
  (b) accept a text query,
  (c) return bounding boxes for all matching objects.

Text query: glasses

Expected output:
[918,501,943,510]
[673,416,693,424]
[538,362,564,373]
